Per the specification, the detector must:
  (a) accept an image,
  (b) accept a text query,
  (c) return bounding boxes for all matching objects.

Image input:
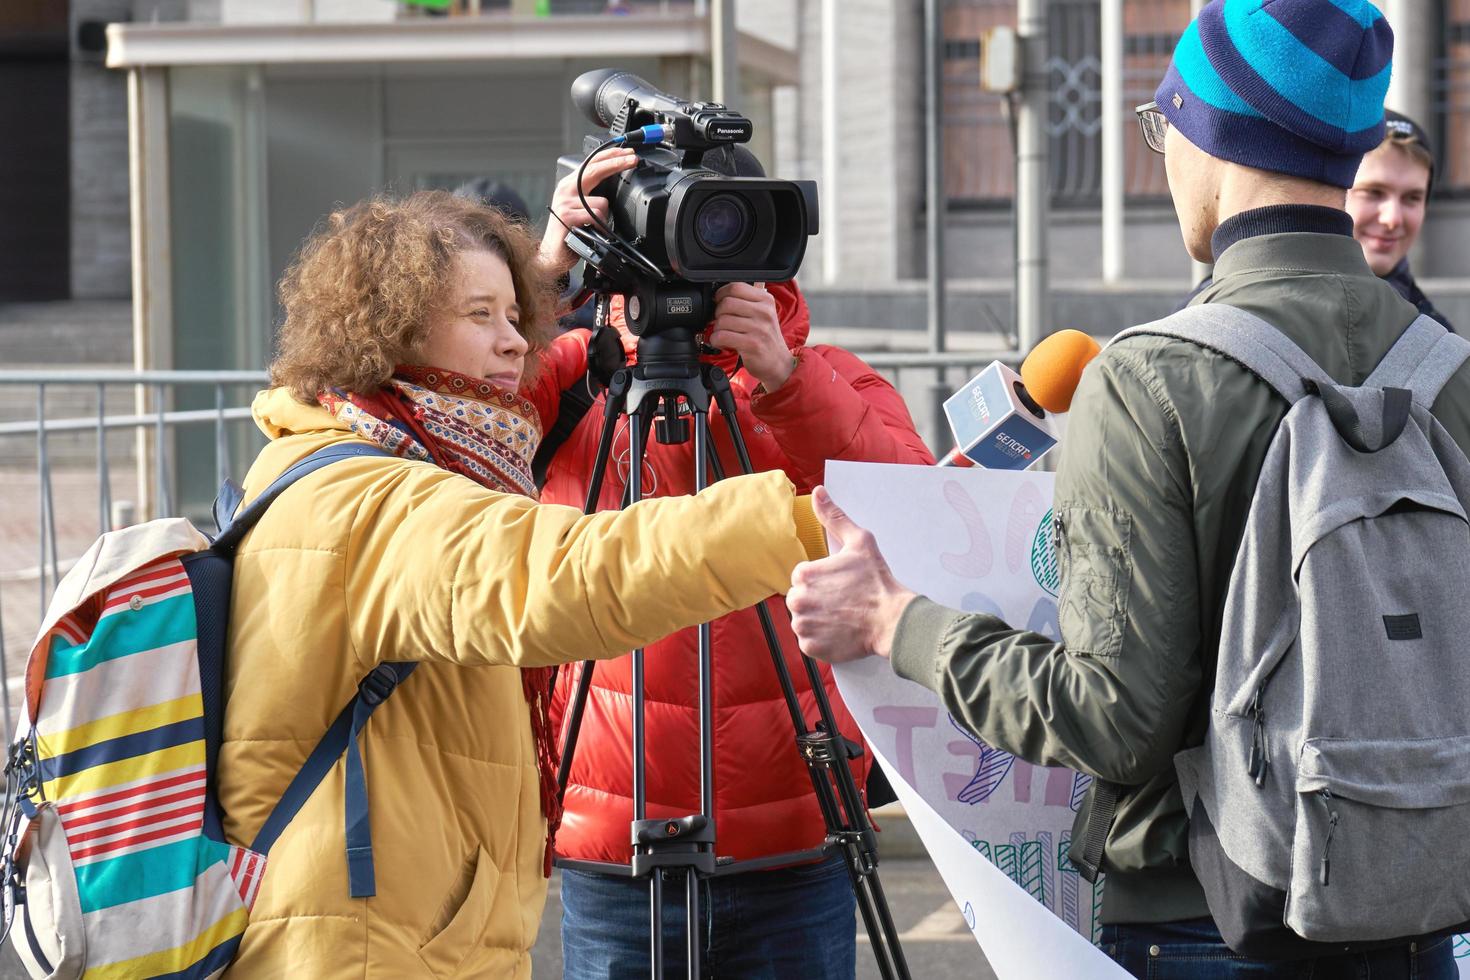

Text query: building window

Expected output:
[1440,0,1470,195]
[942,0,1190,207]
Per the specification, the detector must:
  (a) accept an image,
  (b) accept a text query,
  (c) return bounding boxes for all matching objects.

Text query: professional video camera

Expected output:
[558,68,819,337]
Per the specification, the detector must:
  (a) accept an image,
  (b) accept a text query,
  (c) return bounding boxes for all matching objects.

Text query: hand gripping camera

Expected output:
[558,69,819,337]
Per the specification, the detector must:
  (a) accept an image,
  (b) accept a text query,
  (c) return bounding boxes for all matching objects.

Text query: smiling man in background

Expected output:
[1347,109,1454,332]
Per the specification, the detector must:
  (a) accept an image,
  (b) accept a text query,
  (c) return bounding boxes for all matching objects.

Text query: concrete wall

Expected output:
[69,0,186,300]
[941,203,1195,282]
[69,0,132,299]
[788,0,1469,293]
[796,0,924,286]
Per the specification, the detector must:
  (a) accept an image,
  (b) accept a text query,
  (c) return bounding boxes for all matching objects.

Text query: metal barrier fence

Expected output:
[0,354,1019,737]
[0,370,269,738]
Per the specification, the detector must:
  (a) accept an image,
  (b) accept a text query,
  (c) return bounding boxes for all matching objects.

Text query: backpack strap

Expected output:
[1076,304,1330,884]
[213,441,413,899]
[1364,315,1470,409]
[1112,303,1332,404]
[251,661,416,898]
[531,378,599,488]
[212,443,393,554]
[1072,778,1117,884]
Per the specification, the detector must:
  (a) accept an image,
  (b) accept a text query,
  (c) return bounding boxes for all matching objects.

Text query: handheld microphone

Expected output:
[939,330,1101,470]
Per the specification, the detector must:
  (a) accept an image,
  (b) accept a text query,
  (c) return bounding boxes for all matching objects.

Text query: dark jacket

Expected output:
[1182,258,1455,335]
[888,206,1470,924]
[1385,259,1455,333]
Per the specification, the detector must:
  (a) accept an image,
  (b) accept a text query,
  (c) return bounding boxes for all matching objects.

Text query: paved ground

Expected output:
[0,858,993,978]
[534,857,996,979]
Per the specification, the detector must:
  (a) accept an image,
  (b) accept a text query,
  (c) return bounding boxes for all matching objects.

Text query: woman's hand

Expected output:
[708,282,795,392]
[539,148,640,277]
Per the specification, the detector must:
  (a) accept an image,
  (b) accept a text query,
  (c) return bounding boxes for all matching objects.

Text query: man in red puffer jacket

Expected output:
[539,271,934,978]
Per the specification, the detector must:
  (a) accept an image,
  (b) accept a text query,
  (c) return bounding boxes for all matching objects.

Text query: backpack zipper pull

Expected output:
[1247,688,1268,786]
[1319,789,1339,886]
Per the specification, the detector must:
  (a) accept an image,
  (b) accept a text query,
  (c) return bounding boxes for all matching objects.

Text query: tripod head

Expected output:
[615,327,722,448]
[567,228,721,339]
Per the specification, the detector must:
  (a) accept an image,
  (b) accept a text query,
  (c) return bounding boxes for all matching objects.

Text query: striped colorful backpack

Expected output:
[1,443,409,978]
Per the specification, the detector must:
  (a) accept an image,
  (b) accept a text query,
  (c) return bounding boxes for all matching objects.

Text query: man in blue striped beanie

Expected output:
[1087,2,1466,974]
[790,3,1463,979]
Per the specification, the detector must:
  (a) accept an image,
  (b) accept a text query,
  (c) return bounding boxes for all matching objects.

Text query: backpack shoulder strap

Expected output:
[251,661,416,898]
[532,377,599,487]
[1076,304,1330,884]
[1112,303,1331,404]
[1365,315,1470,408]
[211,440,408,898]
[212,443,393,554]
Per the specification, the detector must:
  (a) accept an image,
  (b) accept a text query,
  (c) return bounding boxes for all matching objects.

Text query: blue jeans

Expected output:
[1100,918,1458,979]
[560,854,857,979]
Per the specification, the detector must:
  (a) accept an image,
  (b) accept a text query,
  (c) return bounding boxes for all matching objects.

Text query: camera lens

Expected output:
[693,194,753,256]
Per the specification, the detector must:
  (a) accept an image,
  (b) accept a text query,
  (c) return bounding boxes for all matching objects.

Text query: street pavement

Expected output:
[0,858,995,979]
[531,859,997,979]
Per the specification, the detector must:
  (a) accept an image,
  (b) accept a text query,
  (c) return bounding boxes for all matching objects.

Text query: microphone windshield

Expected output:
[1020,330,1101,414]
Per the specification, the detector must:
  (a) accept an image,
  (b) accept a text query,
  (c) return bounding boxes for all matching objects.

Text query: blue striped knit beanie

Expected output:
[1156,0,1394,188]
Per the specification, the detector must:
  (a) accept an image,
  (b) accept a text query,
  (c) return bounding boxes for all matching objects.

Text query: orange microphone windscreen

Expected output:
[1020,330,1102,414]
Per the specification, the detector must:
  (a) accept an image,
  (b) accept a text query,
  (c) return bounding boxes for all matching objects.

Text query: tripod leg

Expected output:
[857,863,906,979]
[692,412,715,821]
[686,870,701,979]
[584,369,629,511]
[558,359,724,980]
[556,662,594,797]
[623,399,672,980]
[651,870,664,980]
[688,412,714,980]
[704,367,912,980]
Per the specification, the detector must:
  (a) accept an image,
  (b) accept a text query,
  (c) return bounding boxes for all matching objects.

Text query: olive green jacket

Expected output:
[890,224,1470,924]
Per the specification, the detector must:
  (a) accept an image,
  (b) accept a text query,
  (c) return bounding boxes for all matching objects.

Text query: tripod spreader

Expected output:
[630,815,717,879]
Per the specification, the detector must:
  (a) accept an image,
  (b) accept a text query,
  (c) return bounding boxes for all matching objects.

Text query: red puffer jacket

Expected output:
[535,280,935,865]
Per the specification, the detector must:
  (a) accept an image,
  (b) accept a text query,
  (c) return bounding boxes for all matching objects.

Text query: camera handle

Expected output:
[553,335,911,980]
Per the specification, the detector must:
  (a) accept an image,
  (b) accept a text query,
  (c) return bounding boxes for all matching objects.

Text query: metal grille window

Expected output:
[943,0,1015,202]
[1046,0,1103,204]
[1441,0,1470,195]
[943,0,1190,206]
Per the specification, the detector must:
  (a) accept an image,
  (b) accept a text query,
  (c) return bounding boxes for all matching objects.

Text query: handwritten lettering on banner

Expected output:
[824,462,1126,978]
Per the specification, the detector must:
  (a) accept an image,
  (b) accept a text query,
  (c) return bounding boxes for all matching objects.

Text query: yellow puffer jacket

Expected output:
[220,389,826,978]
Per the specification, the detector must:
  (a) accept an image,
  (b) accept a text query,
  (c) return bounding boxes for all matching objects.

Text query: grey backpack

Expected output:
[1119,306,1470,958]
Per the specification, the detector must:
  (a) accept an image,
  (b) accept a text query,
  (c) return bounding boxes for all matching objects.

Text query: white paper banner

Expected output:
[826,460,1470,976]
[825,461,1125,978]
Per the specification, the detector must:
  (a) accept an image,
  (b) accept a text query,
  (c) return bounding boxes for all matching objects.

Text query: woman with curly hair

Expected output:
[219,164,829,978]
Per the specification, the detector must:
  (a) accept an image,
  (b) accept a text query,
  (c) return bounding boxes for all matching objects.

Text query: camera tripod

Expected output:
[552,321,910,980]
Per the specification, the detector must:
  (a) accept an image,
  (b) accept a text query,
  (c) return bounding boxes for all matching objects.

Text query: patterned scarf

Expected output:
[319,365,565,875]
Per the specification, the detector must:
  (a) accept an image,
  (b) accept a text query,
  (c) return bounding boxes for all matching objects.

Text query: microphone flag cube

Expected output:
[943,362,1057,470]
